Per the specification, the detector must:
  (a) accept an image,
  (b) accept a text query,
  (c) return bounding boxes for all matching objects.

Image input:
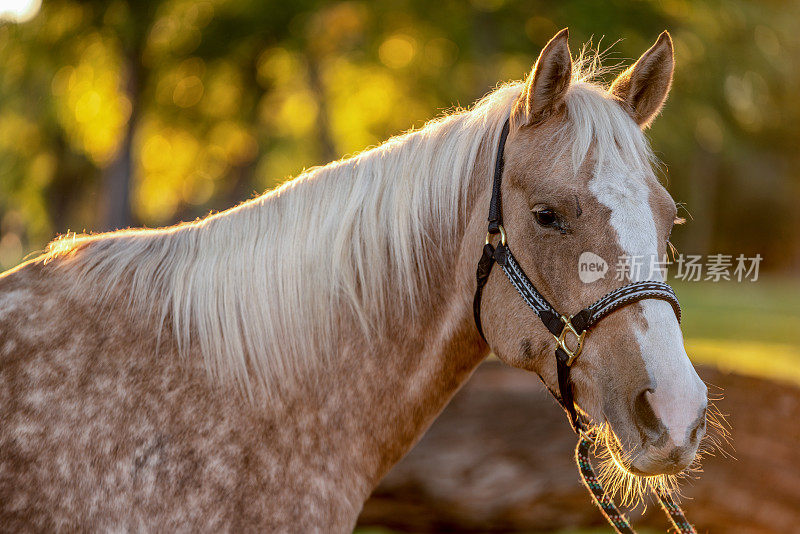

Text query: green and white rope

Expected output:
[574,424,697,534]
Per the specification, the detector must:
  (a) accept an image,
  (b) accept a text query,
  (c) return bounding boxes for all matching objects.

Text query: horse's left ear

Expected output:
[610,31,674,128]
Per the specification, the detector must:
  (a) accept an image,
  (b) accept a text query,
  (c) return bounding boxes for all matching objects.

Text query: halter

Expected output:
[473,118,696,534]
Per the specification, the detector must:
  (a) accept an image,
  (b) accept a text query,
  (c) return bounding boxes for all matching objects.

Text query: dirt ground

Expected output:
[358,361,800,533]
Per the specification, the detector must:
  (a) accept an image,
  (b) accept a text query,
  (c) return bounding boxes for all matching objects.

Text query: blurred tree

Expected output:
[0,0,798,273]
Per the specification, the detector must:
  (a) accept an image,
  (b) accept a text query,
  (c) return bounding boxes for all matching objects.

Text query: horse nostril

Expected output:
[689,407,707,443]
[633,387,663,440]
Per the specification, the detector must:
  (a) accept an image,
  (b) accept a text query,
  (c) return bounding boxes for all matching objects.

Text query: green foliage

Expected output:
[676,278,800,346]
[1,0,799,273]
[676,278,800,385]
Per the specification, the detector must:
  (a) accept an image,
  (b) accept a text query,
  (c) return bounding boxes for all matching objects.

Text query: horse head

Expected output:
[477,30,708,481]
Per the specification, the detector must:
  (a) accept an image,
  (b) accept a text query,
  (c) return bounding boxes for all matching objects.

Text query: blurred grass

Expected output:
[676,277,800,386]
[551,529,657,534]
[354,526,659,533]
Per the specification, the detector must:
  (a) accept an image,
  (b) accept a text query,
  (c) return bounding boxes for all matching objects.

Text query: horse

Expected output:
[0,29,708,531]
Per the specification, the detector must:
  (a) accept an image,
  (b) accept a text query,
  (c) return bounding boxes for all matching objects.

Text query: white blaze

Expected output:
[589,161,706,448]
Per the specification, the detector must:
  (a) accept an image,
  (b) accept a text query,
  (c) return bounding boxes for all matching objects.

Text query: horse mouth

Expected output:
[604,425,691,477]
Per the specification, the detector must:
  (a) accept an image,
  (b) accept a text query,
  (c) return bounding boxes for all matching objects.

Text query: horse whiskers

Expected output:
[592,426,684,509]
[677,399,734,486]
[701,382,734,458]
[705,400,735,459]
[704,379,727,402]
[583,399,732,509]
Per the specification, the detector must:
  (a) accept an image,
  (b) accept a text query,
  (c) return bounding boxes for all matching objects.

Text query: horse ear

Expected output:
[610,31,674,128]
[513,28,572,127]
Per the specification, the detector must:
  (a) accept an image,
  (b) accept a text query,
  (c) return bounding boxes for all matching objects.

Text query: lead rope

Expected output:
[653,487,696,534]
[574,422,696,534]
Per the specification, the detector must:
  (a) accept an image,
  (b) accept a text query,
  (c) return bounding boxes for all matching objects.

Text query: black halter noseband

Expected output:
[473,118,682,431]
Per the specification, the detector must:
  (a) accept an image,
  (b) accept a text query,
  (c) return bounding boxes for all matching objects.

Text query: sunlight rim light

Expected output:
[0,0,41,23]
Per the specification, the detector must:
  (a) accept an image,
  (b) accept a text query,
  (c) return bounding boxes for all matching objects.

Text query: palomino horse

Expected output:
[0,29,707,531]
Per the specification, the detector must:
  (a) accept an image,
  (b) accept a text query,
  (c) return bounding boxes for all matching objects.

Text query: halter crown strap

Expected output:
[487,119,510,234]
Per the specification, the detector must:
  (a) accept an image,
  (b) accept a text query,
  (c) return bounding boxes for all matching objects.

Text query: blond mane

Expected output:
[42,57,655,401]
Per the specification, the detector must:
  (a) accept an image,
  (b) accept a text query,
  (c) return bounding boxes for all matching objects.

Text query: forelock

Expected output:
[543,81,658,183]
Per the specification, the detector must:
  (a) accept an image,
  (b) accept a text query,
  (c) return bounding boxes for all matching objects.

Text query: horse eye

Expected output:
[534,208,558,227]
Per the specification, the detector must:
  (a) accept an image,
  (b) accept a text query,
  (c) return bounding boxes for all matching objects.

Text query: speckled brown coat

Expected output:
[0,247,493,532]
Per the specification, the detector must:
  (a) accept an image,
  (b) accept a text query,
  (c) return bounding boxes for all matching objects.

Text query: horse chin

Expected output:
[603,428,645,475]
[629,448,695,476]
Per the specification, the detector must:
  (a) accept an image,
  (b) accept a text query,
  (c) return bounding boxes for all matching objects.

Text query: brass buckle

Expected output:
[485,224,507,246]
[553,314,585,366]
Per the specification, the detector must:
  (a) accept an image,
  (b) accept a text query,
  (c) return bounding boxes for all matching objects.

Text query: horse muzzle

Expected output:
[629,404,708,476]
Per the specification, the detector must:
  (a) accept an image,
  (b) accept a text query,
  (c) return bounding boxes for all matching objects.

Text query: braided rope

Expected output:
[654,487,697,534]
[574,426,697,534]
[575,432,636,533]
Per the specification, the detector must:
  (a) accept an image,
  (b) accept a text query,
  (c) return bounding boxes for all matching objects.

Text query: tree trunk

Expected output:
[102,52,139,231]
[684,147,719,255]
[307,56,337,164]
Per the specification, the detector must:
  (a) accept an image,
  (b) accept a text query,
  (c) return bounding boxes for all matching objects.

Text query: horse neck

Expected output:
[260,127,495,502]
[57,111,500,510]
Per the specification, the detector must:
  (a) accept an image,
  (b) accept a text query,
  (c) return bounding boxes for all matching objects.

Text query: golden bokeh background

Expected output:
[2,2,800,531]
[2,0,799,275]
